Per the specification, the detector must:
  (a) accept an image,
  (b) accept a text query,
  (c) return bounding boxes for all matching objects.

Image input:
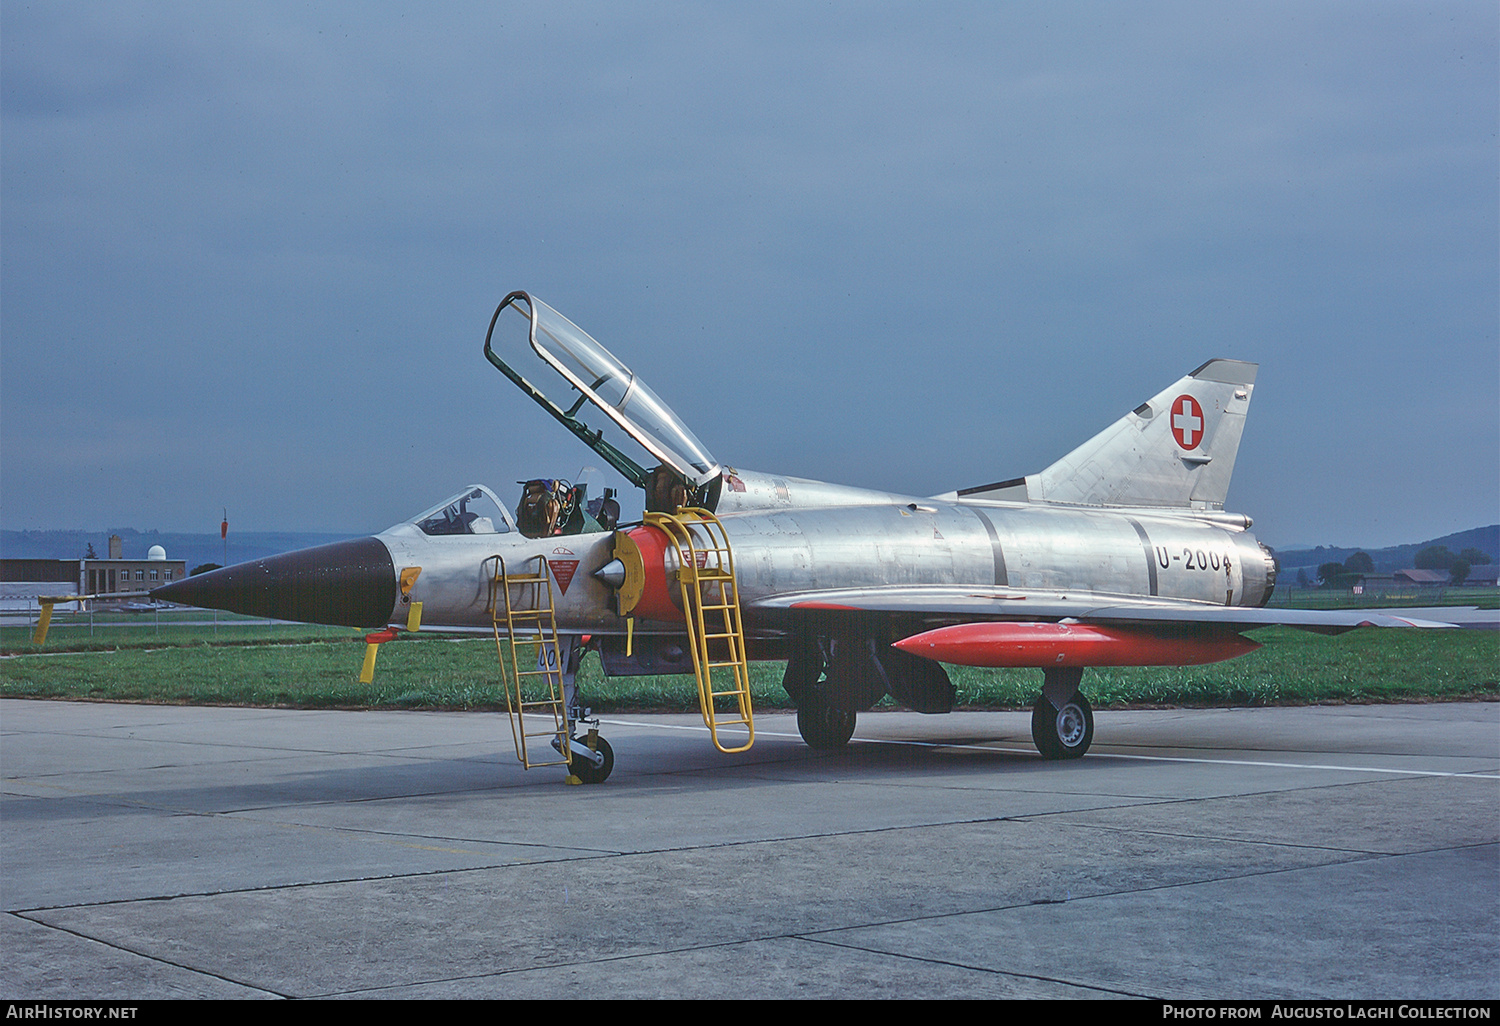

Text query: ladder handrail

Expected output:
[486,553,573,771]
[645,509,754,754]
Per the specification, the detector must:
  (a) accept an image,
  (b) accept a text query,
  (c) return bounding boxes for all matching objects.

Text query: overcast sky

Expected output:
[3,1,1495,549]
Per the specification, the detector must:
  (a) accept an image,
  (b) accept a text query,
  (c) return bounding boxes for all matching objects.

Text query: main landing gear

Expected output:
[797,700,857,750]
[783,634,861,751]
[1031,667,1094,759]
[783,630,1099,760]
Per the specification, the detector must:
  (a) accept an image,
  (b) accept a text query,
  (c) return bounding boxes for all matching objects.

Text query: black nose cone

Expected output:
[152,537,398,628]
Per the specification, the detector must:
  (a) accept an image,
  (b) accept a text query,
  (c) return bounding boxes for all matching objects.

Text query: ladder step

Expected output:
[645,507,755,757]
[490,554,573,774]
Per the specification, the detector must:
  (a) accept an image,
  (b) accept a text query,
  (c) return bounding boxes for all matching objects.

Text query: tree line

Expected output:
[1315,546,1492,588]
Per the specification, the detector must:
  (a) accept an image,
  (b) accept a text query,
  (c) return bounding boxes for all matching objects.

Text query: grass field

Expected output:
[1266,585,1500,610]
[2,618,1495,711]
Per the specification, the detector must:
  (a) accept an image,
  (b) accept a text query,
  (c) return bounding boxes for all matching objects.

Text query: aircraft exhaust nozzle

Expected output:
[892,621,1261,668]
[150,537,399,629]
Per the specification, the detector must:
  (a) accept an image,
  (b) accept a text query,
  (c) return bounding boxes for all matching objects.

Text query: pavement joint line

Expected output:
[5,859,575,914]
[298,933,822,998]
[247,816,624,858]
[1013,770,1500,820]
[599,717,1500,779]
[10,837,1492,993]
[7,778,513,818]
[5,910,290,999]
[1077,750,1500,779]
[1051,818,1500,861]
[0,811,1201,914]
[295,845,1351,997]
[11,818,1038,912]
[13,838,1491,923]
[1031,818,1410,858]
[793,934,1156,999]
[301,927,1143,999]
[11,779,1484,911]
[34,809,1418,912]
[786,843,1494,945]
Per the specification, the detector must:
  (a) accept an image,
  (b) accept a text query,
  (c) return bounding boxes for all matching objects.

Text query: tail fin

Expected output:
[961,359,1257,510]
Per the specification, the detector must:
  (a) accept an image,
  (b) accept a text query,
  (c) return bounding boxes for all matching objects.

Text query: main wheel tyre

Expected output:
[1031,693,1094,760]
[797,702,857,750]
[569,735,614,784]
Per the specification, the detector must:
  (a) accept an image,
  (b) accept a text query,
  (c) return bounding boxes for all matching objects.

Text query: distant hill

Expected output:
[1,529,360,572]
[1273,525,1499,573]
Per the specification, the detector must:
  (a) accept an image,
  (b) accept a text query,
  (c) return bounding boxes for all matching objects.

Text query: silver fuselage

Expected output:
[376,469,1275,635]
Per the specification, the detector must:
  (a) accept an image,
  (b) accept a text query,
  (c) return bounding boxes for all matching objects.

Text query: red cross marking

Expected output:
[1171,395,1204,450]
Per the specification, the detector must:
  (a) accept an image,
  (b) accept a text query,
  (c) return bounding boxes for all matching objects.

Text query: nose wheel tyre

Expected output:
[569,735,614,784]
[1031,693,1093,760]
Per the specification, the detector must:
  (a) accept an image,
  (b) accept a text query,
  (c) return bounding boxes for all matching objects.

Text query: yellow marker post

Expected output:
[359,628,400,684]
[359,643,380,684]
[32,596,86,645]
[33,601,56,645]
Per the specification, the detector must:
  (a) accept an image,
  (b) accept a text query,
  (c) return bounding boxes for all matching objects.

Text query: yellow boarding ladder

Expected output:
[487,554,572,772]
[645,509,754,753]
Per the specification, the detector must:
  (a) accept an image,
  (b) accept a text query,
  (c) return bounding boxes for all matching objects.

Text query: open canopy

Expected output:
[484,292,721,490]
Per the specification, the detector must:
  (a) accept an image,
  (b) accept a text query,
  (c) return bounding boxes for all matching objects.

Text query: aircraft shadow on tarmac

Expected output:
[3,730,1060,823]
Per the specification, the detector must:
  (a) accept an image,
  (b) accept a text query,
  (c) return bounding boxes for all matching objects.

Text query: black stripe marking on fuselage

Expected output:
[967,507,1009,587]
[1124,516,1158,597]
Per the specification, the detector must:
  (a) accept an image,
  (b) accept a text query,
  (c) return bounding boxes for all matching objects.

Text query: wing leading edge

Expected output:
[753,586,1454,633]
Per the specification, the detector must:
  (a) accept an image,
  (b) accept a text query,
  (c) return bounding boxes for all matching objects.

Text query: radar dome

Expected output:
[148,545,167,561]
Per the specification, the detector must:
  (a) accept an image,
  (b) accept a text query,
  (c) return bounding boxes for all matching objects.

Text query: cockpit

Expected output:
[514,478,621,537]
[409,481,623,540]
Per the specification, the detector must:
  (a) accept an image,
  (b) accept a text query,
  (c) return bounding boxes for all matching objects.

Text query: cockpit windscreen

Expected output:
[410,486,515,536]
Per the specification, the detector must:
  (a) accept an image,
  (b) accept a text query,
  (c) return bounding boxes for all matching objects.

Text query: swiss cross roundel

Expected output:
[1170,394,1205,450]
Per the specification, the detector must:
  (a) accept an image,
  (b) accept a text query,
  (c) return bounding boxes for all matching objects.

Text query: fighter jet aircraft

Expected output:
[151,291,1441,783]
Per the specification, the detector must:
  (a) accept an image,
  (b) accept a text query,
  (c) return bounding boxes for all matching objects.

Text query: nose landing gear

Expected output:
[558,727,615,784]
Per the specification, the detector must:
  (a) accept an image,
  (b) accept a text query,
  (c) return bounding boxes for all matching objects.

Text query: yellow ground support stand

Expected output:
[645,508,754,754]
[33,600,59,645]
[32,596,94,645]
[486,555,573,773]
